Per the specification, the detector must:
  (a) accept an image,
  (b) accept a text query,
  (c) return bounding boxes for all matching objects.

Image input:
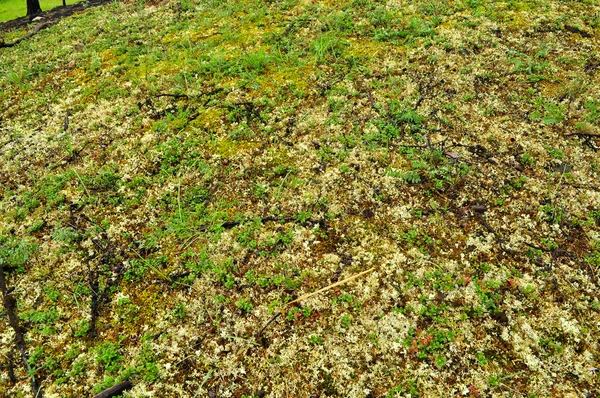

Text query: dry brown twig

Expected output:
[256,267,376,338]
[93,380,133,398]
[565,131,600,138]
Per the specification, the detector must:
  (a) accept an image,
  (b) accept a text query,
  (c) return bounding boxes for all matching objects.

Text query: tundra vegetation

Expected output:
[0,0,599,396]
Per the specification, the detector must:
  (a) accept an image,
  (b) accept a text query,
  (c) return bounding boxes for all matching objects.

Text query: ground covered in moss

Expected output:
[1,0,600,396]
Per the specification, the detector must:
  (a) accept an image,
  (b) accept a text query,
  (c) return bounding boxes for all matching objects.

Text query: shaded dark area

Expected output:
[27,0,42,17]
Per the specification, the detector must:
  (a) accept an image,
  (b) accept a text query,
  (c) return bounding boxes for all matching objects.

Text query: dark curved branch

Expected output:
[93,380,133,398]
[0,22,53,48]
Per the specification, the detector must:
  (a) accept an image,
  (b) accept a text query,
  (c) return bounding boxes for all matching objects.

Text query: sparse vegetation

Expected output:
[1,0,599,396]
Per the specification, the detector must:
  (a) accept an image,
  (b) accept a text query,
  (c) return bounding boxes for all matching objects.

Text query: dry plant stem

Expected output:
[286,267,376,307]
[63,109,71,132]
[0,265,43,396]
[198,216,327,232]
[565,131,600,138]
[256,312,281,338]
[475,213,516,255]
[257,267,376,337]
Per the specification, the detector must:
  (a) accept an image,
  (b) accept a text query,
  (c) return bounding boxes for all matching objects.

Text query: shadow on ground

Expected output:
[0,0,114,33]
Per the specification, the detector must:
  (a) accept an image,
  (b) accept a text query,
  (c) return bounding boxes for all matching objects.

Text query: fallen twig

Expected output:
[288,267,376,307]
[523,241,553,253]
[256,312,282,338]
[63,109,71,132]
[0,265,43,396]
[0,22,53,48]
[154,93,190,99]
[475,213,517,255]
[93,380,133,398]
[154,87,224,100]
[256,267,376,338]
[565,131,600,138]
[198,216,327,232]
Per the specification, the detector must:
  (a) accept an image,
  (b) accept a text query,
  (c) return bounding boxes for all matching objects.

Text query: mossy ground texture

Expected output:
[1,0,600,396]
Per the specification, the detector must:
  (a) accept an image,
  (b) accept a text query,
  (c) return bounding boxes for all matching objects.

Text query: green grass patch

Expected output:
[0,0,81,22]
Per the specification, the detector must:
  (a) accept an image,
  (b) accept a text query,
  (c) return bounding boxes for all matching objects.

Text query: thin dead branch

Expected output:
[0,22,53,48]
[198,216,328,232]
[93,380,133,398]
[0,265,43,396]
[63,109,71,132]
[565,131,600,138]
[256,267,376,338]
[154,93,190,99]
[475,213,517,255]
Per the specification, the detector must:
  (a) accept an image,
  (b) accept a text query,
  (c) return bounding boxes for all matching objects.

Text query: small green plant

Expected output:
[44,286,61,302]
[310,335,324,345]
[124,255,169,282]
[171,302,186,320]
[509,49,548,82]
[540,203,564,224]
[240,50,273,74]
[386,380,419,397]
[488,375,501,388]
[545,146,564,159]
[540,238,558,250]
[295,211,312,223]
[402,170,422,184]
[511,176,528,189]
[136,344,159,382]
[52,226,79,245]
[0,236,38,273]
[286,307,300,321]
[21,307,60,335]
[386,385,404,397]
[586,251,600,268]
[252,183,268,200]
[95,342,123,373]
[583,99,600,125]
[530,97,565,124]
[435,354,447,367]
[404,327,455,362]
[488,372,523,389]
[340,314,352,328]
[589,210,600,223]
[475,351,489,366]
[236,297,254,313]
[74,320,90,338]
[521,153,535,166]
[539,337,563,355]
[302,306,312,317]
[474,279,503,314]
[311,33,347,62]
[419,302,449,323]
[367,333,379,346]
